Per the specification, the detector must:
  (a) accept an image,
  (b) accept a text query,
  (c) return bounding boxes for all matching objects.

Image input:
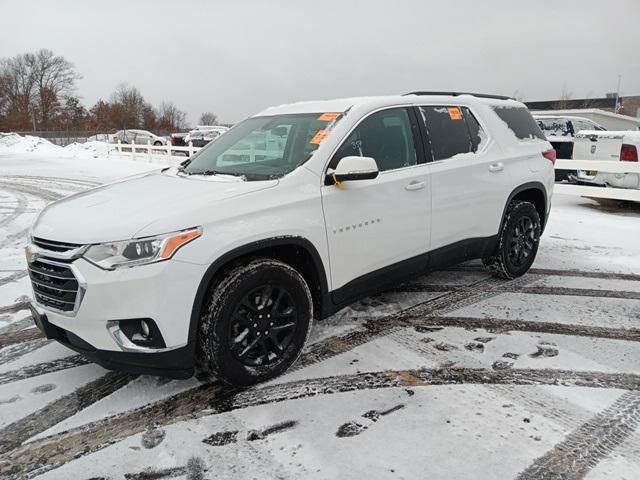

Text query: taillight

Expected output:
[542,149,556,164]
[620,144,638,162]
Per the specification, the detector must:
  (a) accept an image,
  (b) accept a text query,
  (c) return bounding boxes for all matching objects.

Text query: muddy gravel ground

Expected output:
[0,153,639,479]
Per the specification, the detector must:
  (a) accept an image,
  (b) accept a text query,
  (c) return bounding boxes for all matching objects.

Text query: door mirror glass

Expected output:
[329,156,379,183]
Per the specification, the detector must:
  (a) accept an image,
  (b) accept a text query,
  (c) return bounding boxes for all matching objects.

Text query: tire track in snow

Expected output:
[0,371,136,457]
[0,355,90,386]
[0,300,30,315]
[393,283,640,301]
[2,175,101,188]
[0,328,42,349]
[452,264,640,282]
[0,180,64,203]
[0,190,27,229]
[516,391,640,480]
[0,338,50,367]
[0,270,28,287]
[1,368,638,479]
[0,275,525,477]
[401,315,640,342]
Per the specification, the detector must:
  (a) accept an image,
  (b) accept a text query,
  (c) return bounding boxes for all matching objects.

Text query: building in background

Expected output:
[526,94,640,118]
[526,94,640,131]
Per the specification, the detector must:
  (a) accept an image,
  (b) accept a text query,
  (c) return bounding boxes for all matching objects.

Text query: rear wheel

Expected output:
[483,200,541,279]
[195,258,313,386]
[153,141,163,146]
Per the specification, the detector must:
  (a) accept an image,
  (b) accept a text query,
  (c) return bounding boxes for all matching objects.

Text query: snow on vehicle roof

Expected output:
[533,115,598,122]
[575,130,640,140]
[531,108,640,125]
[257,93,522,117]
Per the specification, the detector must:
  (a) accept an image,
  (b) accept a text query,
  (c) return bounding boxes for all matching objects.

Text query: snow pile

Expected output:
[0,132,62,154]
[63,141,117,158]
[0,133,119,159]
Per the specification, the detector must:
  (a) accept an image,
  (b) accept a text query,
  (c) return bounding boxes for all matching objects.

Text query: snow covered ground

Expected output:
[0,135,639,479]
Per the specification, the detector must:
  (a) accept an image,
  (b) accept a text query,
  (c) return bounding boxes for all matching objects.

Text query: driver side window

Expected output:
[332,108,417,172]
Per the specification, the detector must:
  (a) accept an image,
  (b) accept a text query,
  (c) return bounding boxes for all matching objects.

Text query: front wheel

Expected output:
[483,200,541,279]
[154,141,163,146]
[196,258,313,386]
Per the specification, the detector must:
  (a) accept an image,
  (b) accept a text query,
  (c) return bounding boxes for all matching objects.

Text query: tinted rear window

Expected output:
[494,107,545,141]
[420,106,472,160]
[419,106,486,161]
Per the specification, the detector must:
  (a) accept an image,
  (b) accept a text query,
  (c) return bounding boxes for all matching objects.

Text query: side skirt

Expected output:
[325,235,498,317]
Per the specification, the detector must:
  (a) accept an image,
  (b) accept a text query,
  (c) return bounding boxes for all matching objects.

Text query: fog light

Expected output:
[140,319,150,338]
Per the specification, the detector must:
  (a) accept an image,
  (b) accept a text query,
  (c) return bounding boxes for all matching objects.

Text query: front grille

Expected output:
[29,257,79,312]
[32,237,82,253]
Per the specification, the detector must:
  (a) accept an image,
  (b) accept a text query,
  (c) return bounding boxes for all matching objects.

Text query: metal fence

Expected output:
[14,131,95,146]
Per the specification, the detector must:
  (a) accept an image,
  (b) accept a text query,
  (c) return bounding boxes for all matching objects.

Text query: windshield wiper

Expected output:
[187,169,247,178]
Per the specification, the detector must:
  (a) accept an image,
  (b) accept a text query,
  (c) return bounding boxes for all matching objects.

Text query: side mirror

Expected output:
[328,156,379,185]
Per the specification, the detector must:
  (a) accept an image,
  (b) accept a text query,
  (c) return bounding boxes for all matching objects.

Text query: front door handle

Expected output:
[488,162,504,173]
[405,180,426,191]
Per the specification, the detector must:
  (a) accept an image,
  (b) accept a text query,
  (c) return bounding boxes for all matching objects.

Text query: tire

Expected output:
[195,258,313,386]
[154,141,163,146]
[483,200,541,279]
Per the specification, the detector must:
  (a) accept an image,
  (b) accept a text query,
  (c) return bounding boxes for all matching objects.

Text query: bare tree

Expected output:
[0,49,80,130]
[157,101,187,130]
[552,86,573,110]
[0,53,38,130]
[33,49,81,129]
[199,112,217,125]
[110,83,148,128]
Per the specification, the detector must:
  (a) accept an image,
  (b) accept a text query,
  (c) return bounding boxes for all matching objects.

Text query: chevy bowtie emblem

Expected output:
[25,245,36,264]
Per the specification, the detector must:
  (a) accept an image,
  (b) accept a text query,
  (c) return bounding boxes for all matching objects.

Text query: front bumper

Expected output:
[31,255,206,353]
[30,302,194,378]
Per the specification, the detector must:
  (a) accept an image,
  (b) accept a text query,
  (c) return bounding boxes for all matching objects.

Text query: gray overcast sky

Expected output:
[1,0,639,125]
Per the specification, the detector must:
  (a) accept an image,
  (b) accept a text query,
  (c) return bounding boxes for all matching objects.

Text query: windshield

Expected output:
[183,113,342,180]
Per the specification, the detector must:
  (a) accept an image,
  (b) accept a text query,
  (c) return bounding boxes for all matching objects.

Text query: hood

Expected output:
[33,169,278,244]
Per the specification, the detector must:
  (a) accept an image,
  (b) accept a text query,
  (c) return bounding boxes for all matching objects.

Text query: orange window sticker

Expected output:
[310,130,329,145]
[318,112,342,122]
[448,107,463,121]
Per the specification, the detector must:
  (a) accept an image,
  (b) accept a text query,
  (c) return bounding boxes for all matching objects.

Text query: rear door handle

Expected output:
[405,180,426,191]
[488,162,504,172]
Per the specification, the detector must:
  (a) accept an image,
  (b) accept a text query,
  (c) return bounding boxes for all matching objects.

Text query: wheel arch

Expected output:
[503,182,548,232]
[187,236,330,348]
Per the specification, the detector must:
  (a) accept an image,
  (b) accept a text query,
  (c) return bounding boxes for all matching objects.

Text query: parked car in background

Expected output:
[534,115,606,182]
[112,129,167,146]
[184,125,229,147]
[170,132,188,147]
[572,130,640,189]
[27,92,554,386]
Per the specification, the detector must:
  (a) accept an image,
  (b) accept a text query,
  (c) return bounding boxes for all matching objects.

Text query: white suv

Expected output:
[27,92,555,386]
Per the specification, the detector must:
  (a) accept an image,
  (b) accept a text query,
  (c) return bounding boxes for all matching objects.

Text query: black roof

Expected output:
[403,91,513,101]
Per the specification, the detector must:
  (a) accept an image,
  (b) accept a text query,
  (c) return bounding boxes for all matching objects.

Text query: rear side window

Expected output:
[463,108,484,152]
[494,107,545,141]
[419,106,484,161]
[537,118,571,137]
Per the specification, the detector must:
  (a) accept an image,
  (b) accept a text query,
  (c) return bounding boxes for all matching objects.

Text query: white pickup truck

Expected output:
[572,131,640,189]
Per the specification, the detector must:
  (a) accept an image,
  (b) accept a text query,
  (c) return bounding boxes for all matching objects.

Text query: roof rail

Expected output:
[403,91,513,101]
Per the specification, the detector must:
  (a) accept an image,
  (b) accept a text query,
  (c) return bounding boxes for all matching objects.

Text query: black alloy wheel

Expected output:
[196,258,313,386]
[507,215,536,268]
[229,284,298,367]
[483,200,541,279]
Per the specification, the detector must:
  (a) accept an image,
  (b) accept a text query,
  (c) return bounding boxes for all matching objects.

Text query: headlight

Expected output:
[83,227,201,270]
